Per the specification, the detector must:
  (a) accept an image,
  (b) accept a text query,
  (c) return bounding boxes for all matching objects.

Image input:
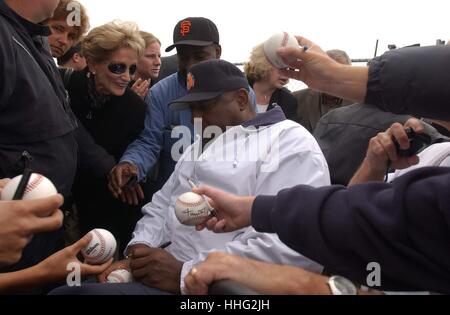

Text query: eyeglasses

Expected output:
[107,63,137,76]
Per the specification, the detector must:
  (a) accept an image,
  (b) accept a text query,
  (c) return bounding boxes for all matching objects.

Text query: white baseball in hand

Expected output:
[81,229,117,265]
[0,173,57,201]
[107,269,133,283]
[175,192,210,226]
[264,32,299,69]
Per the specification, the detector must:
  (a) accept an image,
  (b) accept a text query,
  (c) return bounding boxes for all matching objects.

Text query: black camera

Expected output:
[394,128,432,157]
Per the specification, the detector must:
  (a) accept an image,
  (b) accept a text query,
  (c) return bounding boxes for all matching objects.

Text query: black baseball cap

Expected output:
[169,59,249,111]
[165,17,220,52]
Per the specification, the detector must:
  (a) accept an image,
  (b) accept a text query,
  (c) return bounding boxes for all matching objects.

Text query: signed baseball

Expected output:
[81,229,117,265]
[263,32,299,69]
[107,269,133,284]
[175,192,210,226]
[0,173,57,201]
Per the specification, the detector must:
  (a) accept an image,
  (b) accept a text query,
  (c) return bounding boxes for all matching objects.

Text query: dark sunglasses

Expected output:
[107,63,137,76]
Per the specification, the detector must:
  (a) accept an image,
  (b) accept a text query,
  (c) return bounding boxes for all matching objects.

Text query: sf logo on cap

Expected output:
[187,73,195,90]
[180,20,192,37]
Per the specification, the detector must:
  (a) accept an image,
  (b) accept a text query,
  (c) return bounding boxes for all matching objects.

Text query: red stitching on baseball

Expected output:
[178,198,204,208]
[24,174,44,196]
[85,230,106,262]
[108,273,126,283]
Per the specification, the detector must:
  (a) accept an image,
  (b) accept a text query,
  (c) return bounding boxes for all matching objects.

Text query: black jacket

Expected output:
[0,1,77,197]
[66,69,147,250]
[267,88,298,121]
[251,45,450,293]
[314,103,411,185]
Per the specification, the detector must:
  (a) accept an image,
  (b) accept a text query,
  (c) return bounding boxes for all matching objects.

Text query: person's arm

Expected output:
[184,253,380,295]
[365,45,450,120]
[108,88,167,197]
[280,37,450,120]
[75,120,116,178]
[0,234,112,293]
[0,196,64,267]
[120,88,167,181]
[348,119,424,186]
[252,167,450,293]
[278,36,368,103]
[180,228,324,295]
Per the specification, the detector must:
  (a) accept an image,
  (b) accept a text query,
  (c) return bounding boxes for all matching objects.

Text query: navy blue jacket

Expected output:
[252,45,450,294]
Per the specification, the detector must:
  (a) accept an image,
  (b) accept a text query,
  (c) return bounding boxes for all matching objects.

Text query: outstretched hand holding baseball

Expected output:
[192,186,255,233]
[0,233,112,293]
[278,36,369,103]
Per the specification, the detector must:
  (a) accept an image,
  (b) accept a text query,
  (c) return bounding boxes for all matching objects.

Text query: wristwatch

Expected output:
[327,276,358,295]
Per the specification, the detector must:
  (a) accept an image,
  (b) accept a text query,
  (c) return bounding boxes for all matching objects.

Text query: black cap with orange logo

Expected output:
[169,59,249,111]
[165,17,220,52]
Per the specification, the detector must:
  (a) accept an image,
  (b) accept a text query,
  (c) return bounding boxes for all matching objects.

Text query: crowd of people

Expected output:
[1,0,449,295]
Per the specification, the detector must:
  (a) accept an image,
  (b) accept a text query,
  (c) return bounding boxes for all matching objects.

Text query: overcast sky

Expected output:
[81,0,447,90]
[82,0,448,62]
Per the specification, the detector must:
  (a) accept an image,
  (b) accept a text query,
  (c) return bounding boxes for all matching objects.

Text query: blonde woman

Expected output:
[244,43,298,121]
[61,21,150,257]
[131,31,162,99]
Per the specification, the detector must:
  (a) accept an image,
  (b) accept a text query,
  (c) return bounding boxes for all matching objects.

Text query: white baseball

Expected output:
[175,192,210,226]
[81,229,117,265]
[263,32,299,69]
[0,173,57,201]
[107,269,133,284]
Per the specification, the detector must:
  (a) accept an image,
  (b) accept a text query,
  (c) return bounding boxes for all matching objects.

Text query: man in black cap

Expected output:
[50,59,329,295]
[108,17,256,204]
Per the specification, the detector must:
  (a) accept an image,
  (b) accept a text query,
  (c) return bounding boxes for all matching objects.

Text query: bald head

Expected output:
[326,49,352,65]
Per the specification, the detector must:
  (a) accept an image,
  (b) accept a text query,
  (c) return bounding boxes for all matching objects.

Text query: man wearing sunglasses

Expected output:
[108,17,256,204]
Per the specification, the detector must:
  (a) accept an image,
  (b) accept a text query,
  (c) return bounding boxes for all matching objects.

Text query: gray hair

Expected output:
[326,49,352,65]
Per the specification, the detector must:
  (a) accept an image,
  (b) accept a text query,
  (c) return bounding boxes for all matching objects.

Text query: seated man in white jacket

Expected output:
[50,59,330,295]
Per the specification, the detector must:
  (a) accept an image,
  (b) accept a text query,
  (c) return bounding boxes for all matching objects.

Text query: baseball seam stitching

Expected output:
[85,230,107,262]
[24,174,44,196]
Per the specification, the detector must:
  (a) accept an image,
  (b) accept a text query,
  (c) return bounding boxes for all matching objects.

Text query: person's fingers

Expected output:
[205,217,219,231]
[97,261,119,283]
[129,245,152,258]
[378,132,399,162]
[129,255,150,271]
[294,36,315,50]
[27,194,64,217]
[213,220,228,234]
[130,188,139,206]
[391,123,411,150]
[0,178,10,190]
[407,155,420,166]
[29,209,64,234]
[371,138,389,160]
[69,233,93,253]
[404,118,425,134]
[133,78,143,87]
[125,190,133,205]
[82,258,114,276]
[131,266,148,279]
[277,45,309,66]
[136,184,145,200]
[195,222,207,231]
[109,167,124,196]
[185,271,209,295]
